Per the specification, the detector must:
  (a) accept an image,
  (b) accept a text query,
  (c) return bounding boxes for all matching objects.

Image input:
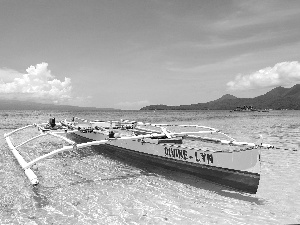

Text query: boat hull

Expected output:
[68,131,260,194]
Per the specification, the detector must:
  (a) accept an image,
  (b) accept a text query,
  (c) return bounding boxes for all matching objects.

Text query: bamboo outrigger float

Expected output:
[4,117,274,194]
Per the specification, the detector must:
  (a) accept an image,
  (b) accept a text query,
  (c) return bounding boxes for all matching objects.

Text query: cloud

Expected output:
[227,61,300,91]
[0,68,22,83]
[0,62,72,103]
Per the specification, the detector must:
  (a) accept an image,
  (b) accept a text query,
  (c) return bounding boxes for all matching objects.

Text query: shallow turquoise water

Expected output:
[0,110,299,224]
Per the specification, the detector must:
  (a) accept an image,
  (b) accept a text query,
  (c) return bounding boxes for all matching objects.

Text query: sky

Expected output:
[0,0,300,109]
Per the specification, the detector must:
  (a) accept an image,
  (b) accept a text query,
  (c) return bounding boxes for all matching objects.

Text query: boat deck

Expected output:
[79,124,256,153]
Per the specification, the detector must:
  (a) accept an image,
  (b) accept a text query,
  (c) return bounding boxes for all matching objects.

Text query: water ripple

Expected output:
[1,110,300,224]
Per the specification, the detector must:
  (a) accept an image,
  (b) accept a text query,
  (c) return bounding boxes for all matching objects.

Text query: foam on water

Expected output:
[0,110,299,224]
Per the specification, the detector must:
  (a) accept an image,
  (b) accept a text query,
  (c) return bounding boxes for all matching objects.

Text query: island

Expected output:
[141,84,300,111]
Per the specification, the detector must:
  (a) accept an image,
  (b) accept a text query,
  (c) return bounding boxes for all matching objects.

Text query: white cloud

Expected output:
[227,61,300,91]
[0,62,72,103]
[0,68,22,83]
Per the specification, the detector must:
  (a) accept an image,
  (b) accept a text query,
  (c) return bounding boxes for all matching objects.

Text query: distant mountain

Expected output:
[213,94,238,102]
[140,84,300,110]
[259,86,288,98]
[0,99,117,111]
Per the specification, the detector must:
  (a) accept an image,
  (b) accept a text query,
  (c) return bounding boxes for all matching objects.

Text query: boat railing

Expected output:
[72,117,275,148]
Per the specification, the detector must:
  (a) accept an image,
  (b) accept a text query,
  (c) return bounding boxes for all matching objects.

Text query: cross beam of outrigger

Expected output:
[4,123,171,185]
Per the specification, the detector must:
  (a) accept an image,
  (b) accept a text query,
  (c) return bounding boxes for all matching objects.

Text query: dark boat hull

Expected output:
[70,133,260,194]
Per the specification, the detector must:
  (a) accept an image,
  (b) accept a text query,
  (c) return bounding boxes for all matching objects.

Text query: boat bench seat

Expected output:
[157,139,183,144]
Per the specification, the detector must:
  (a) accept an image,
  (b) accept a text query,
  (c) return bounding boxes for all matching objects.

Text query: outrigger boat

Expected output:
[4,117,274,194]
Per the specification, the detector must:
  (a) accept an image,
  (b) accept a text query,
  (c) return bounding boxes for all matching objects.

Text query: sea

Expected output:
[0,110,299,225]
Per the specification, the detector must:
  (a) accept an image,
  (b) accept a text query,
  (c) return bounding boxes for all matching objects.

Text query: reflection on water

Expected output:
[32,186,51,209]
[0,110,299,224]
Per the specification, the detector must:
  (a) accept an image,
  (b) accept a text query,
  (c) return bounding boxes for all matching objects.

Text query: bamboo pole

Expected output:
[5,136,39,185]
